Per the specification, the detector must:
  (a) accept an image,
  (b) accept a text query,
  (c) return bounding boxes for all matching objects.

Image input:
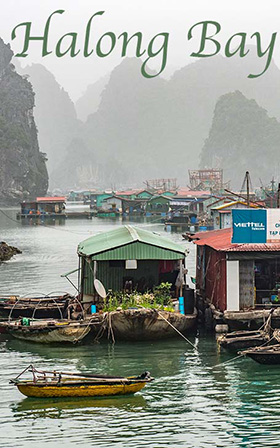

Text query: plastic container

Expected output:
[91,304,97,314]
[179,296,185,314]
[21,317,30,326]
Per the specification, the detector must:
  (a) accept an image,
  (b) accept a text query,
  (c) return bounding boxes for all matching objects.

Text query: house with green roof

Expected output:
[146,195,172,216]
[77,225,187,299]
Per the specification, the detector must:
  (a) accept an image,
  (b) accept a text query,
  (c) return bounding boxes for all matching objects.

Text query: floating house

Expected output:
[121,198,147,215]
[191,227,280,313]
[77,226,187,301]
[19,197,66,218]
[135,190,153,200]
[211,201,260,230]
[146,195,171,216]
[89,192,113,209]
[100,195,122,212]
[165,198,197,229]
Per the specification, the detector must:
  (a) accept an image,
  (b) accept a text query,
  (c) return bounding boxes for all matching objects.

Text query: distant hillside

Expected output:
[0,39,48,203]
[75,74,110,122]
[51,138,99,190]
[49,52,280,190]
[200,91,280,187]
[20,64,80,184]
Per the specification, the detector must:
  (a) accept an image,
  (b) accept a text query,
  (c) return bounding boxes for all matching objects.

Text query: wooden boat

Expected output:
[1,317,102,344]
[240,344,280,364]
[0,294,74,319]
[217,310,274,351]
[217,329,271,352]
[103,308,197,341]
[11,365,154,398]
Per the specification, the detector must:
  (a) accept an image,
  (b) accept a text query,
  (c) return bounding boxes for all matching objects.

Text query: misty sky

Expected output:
[2,0,280,101]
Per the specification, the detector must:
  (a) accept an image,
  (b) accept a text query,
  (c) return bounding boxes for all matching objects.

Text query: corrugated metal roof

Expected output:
[148,195,172,201]
[211,201,259,210]
[78,225,186,259]
[176,190,210,197]
[193,228,234,250]
[227,243,280,252]
[36,197,65,202]
[115,190,140,196]
[192,228,280,252]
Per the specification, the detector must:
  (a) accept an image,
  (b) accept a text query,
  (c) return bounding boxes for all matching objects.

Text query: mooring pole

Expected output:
[277,183,280,208]
[246,171,250,207]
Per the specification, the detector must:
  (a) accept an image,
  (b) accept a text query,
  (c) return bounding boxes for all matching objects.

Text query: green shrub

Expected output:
[102,282,173,312]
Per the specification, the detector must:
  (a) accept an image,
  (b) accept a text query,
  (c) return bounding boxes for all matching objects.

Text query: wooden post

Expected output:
[277,183,280,208]
[246,171,250,207]
[179,259,183,297]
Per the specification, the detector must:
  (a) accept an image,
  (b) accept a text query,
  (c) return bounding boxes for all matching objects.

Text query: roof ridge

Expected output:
[126,225,140,241]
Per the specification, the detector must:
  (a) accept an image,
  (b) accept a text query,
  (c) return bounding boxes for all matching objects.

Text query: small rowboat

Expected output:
[2,319,96,344]
[217,329,271,352]
[0,294,73,319]
[218,309,274,352]
[240,344,280,364]
[11,365,154,398]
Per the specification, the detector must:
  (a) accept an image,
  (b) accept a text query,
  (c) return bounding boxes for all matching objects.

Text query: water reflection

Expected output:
[3,334,280,447]
[4,337,193,378]
[12,394,147,419]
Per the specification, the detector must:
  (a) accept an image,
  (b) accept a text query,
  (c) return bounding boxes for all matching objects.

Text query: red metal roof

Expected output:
[36,197,66,202]
[176,189,210,197]
[192,227,280,252]
[115,190,140,196]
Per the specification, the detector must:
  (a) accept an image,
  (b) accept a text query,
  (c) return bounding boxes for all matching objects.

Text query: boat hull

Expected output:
[218,330,270,352]
[245,352,280,365]
[8,325,91,344]
[17,382,146,398]
[107,309,197,341]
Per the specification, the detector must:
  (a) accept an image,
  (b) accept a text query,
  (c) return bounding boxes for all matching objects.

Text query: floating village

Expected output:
[3,169,280,398]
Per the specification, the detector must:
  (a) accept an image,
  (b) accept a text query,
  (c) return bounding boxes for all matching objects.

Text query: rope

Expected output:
[73,318,95,344]
[107,312,115,344]
[157,311,197,349]
[212,353,245,369]
[213,333,276,369]
[0,208,89,236]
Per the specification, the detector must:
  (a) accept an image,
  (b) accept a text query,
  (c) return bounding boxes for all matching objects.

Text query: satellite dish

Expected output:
[94,279,107,299]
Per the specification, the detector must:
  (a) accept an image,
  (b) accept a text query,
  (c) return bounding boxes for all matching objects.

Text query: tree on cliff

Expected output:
[0,38,48,203]
[200,91,280,187]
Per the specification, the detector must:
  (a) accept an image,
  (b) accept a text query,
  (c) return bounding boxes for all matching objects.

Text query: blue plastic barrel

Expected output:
[179,296,185,314]
[91,304,97,314]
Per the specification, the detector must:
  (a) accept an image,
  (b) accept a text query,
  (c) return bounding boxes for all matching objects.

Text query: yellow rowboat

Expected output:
[11,365,154,398]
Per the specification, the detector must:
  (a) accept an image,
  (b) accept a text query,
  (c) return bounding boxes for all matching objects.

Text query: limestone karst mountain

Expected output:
[20,63,80,185]
[75,73,110,122]
[200,90,280,187]
[0,39,48,203]
[13,50,280,191]
[60,54,280,189]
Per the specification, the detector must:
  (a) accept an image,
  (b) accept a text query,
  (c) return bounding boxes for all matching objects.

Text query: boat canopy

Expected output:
[77,225,186,261]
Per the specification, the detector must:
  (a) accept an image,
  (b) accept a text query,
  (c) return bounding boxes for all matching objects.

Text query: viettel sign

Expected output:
[232,209,280,243]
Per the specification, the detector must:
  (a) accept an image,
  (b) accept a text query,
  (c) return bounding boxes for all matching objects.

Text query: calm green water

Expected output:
[1,209,280,447]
